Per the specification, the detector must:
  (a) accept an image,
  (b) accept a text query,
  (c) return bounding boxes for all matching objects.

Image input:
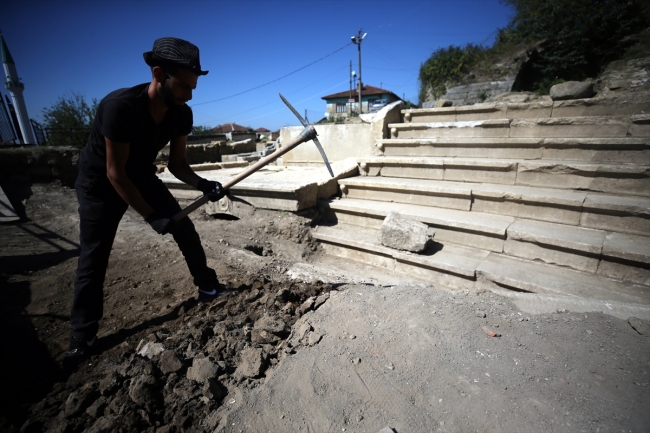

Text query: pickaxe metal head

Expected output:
[279,93,334,178]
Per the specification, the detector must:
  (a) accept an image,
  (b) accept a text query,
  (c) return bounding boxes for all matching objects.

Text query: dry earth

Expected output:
[1,181,649,433]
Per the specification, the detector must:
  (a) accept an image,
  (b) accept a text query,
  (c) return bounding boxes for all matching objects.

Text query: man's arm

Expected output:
[105,138,154,218]
[167,135,204,188]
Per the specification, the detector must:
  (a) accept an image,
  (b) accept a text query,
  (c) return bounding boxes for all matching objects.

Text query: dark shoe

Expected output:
[62,335,96,371]
[197,283,233,303]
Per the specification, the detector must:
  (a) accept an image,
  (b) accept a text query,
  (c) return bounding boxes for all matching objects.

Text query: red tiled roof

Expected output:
[321,85,400,100]
[211,123,249,133]
[255,127,271,132]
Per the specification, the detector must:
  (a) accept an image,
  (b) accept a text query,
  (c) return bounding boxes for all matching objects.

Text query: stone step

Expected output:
[311,223,650,313]
[321,197,513,253]
[377,137,650,164]
[337,177,650,235]
[403,95,650,123]
[476,253,650,306]
[389,116,649,140]
[311,224,489,290]
[356,156,650,196]
[160,161,358,212]
[321,197,650,277]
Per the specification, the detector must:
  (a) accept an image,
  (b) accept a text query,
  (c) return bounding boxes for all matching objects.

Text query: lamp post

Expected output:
[351,30,366,114]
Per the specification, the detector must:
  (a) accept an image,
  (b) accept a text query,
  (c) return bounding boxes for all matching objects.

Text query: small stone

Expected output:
[314,293,330,310]
[476,310,486,318]
[64,385,98,417]
[85,396,107,418]
[308,332,323,346]
[349,335,356,340]
[352,357,361,364]
[235,347,266,378]
[385,363,395,370]
[298,297,316,315]
[187,356,220,384]
[138,342,165,359]
[586,330,593,335]
[159,350,183,375]
[557,308,567,313]
[98,372,121,396]
[297,322,312,340]
[128,374,160,411]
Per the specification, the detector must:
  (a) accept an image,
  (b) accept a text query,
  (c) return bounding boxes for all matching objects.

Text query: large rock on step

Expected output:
[380,212,431,253]
[550,81,595,100]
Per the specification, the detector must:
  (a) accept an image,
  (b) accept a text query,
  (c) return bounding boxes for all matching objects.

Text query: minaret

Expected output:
[1,32,36,145]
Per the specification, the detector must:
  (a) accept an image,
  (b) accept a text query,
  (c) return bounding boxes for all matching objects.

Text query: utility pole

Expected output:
[349,60,352,100]
[351,30,366,114]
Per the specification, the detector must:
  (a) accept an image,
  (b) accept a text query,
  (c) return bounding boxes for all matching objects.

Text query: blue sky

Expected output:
[1,0,513,132]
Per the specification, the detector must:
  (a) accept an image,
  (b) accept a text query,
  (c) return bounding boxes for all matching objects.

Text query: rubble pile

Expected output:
[20,278,335,433]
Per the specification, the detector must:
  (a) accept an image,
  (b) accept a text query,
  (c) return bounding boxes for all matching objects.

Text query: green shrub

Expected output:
[418,44,488,103]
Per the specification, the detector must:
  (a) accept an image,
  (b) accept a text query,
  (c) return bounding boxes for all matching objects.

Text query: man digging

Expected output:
[63,37,228,370]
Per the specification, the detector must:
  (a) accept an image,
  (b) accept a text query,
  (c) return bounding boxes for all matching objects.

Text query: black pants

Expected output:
[70,173,217,339]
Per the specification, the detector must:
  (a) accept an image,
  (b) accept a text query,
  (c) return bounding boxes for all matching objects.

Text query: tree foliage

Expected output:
[418,0,648,101]
[42,93,97,147]
[419,44,488,102]
[499,0,648,92]
[190,125,214,136]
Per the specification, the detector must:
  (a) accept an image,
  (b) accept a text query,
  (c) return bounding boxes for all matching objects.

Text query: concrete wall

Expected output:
[280,101,403,165]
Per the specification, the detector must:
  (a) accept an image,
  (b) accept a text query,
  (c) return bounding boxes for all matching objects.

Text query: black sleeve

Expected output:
[177,105,193,137]
[101,98,135,143]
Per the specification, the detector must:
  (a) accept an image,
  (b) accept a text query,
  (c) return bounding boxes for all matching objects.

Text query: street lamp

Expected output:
[351,30,366,114]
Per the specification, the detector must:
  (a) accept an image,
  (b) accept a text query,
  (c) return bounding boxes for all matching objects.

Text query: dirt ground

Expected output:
[1,181,649,433]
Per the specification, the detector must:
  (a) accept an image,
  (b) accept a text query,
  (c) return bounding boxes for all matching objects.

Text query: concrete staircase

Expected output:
[313,97,650,316]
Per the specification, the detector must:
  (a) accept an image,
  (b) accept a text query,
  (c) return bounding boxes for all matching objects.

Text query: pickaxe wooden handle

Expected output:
[173,94,333,221]
[173,125,323,221]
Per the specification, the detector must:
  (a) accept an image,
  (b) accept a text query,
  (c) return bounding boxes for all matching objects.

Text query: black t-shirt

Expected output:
[79,83,192,180]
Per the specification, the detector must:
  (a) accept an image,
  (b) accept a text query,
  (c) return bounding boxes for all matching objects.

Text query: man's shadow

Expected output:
[0,174,33,221]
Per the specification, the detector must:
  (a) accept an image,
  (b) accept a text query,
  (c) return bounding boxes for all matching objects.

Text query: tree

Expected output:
[42,93,98,147]
[498,0,648,92]
[190,125,214,136]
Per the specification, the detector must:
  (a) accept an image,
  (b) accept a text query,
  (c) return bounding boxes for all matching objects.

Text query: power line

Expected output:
[191,42,352,107]
[237,78,350,126]
[194,65,348,126]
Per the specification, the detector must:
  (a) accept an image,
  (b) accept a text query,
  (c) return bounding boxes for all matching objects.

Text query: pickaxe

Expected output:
[172,93,334,221]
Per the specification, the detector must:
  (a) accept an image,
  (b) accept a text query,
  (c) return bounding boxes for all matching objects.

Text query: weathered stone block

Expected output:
[380,212,430,252]
[550,81,595,101]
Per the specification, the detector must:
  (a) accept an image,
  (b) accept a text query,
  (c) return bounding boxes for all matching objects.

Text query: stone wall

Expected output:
[423,80,515,107]
[0,146,81,186]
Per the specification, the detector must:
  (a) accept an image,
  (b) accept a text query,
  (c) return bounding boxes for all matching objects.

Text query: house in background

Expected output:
[211,122,253,141]
[321,85,401,119]
[212,122,250,134]
[254,127,277,141]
